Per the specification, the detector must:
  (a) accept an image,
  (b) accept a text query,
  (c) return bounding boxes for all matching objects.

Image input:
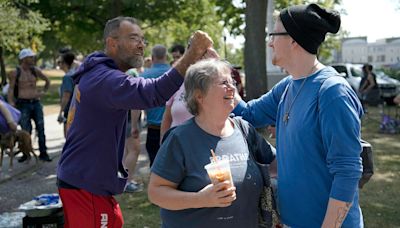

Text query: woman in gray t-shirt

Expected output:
[148,59,276,228]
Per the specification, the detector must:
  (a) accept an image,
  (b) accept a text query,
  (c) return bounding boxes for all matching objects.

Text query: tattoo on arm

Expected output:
[334,202,351,228]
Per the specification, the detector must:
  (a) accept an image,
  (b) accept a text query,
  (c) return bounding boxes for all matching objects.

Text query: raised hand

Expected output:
[201,48,220,60]
[174,31,213,76]
[186,30,214,60]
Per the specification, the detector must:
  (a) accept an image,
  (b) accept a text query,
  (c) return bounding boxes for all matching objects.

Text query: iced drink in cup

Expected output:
[204,159,234,188]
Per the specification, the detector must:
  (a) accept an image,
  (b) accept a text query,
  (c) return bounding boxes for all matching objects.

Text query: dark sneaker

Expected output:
[39,154,52,162]
[18,154,28,163]
[124,182,143,193]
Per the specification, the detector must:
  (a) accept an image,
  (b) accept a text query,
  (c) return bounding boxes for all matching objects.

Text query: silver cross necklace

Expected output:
[283,63,318,125]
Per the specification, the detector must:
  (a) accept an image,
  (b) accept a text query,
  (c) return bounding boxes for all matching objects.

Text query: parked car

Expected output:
[330,63,400,104]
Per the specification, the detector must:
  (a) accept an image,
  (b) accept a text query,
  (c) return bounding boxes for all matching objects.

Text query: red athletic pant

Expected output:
[59,188,124,228]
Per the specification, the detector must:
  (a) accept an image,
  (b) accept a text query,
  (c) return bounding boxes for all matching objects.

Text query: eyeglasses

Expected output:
[130,35,148,45]
[268,32,290,40]
[113,35,148,45]
[218,79,237,88]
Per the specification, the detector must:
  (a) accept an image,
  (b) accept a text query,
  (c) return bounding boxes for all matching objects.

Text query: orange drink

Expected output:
[204,159,234,187]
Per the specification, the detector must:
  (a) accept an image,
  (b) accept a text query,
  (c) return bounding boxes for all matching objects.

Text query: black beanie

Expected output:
[279,3,341,54]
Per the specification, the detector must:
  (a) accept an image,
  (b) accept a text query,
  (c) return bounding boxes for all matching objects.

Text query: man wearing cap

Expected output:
[233,4,364,227]
[7,48,51,162]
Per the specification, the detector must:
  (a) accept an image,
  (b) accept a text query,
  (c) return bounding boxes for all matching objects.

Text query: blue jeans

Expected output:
[17,99,47,155]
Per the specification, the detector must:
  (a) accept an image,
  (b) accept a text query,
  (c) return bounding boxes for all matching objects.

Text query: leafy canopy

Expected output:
[0,0,49,53]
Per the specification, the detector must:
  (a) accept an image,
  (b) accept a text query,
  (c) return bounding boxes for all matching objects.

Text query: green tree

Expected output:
[31,0,223,60]
[143,0,223,59]
[227,46,244,68]
[0,0,49,84]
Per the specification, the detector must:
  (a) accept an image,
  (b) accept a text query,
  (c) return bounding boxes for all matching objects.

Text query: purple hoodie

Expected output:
[57,52,183,195]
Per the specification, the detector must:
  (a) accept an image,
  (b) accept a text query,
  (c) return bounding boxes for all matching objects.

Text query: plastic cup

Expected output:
[204,159,234,187]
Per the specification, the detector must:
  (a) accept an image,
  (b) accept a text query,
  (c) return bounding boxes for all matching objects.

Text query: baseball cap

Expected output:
[18,48,36,60]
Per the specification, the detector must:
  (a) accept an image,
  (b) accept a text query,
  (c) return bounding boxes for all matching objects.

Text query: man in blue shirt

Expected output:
[234,4,364,227]
[140,45,170,166]
[57,51,76,137]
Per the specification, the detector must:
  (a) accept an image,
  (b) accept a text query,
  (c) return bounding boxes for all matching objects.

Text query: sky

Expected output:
[226,0,400,48]
[340,0,400,42]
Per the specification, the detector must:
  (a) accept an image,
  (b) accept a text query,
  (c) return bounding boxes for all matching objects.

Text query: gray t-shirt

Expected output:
[151,117,275,228]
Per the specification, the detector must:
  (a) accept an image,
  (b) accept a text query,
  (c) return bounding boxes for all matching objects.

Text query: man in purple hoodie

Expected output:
[57,16,213,228]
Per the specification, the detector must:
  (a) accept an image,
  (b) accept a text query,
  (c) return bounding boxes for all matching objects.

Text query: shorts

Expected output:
[59,188,124,228]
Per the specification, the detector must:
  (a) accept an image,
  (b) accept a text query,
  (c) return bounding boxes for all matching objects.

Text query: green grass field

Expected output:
[358,106,400,227]
[40,69,64,106]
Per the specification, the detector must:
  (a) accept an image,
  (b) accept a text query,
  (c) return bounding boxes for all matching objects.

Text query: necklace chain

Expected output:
[283,63,318,125]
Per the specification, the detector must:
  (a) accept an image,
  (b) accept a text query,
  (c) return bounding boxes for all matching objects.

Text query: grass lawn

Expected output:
[40,69,64,106]
[114,106,400,228]
[358,106,400,227]
[116,188,161,228]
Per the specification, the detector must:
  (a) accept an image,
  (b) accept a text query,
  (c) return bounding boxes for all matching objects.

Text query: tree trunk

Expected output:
[0,46,6,86]
[244,0,268,100]
[110,0,123,18]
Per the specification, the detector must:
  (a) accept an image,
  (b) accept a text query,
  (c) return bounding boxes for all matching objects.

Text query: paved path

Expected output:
[0,112,150,214]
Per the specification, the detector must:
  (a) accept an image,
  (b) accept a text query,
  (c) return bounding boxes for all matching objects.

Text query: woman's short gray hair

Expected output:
[184,59,231,115]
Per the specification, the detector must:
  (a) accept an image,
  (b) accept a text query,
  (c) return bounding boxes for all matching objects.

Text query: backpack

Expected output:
[14,66,37,99]
[359,140,374,188]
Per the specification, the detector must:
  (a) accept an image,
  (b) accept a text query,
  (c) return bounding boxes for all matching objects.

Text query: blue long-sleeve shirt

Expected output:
[233,67,364,227]
[57,52,182,196]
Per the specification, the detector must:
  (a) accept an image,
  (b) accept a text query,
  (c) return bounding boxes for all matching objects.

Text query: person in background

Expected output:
[56,16,213,228]
[139,44,170,167]
[7,48,52,162]
[57,51,76,137]
[160,45,221,140]
[159,83,193,141]
[148,59,276,227]
[170,44,185,65]
[59,47,81,70]
[143,56,152,70]
[160,44,191,139]
[359,63,381,109]
[230,66,244,98]
[0,97,19,134]
[123,68,143,193]
[233,4,364,227]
